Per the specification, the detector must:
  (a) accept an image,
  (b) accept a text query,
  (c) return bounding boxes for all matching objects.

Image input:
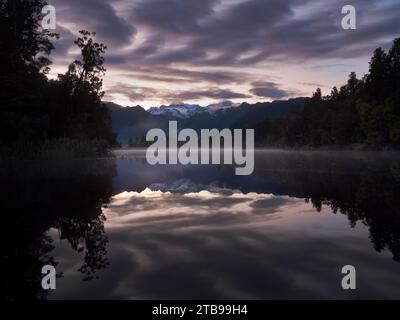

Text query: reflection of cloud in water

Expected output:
[51,185,400,299]
[104,187,299,228]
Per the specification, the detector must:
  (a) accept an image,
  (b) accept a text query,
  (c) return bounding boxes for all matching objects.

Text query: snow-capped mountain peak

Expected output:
[147,101,239,118]
[148,103,204,118]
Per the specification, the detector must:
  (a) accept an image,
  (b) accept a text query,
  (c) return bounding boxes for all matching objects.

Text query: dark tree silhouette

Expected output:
[47,31,116,145]
[0,158,116,300]
[0,1,116,156]
[0,0,57,74]
[254,37,400,149]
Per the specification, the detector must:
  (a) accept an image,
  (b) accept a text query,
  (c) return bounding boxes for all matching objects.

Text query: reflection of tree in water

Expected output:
[1,228,57,300]
[326,169,400,262]
[56,214,109,281]
[0,159,115,300]
[254,152,400,262]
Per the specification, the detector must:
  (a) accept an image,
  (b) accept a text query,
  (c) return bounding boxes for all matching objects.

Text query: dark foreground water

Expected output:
[2,150,400,300]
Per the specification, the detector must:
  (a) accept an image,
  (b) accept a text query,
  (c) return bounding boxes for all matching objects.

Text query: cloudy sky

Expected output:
[49,0,400,108]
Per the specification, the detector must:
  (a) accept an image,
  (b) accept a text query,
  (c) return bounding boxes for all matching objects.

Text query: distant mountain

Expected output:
[105,102,169,145]
[147,101,241,119]
[106,98,305,146]
[175,98,306,130]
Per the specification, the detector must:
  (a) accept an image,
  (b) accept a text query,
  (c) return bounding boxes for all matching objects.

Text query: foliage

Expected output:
[255,38,400,149]
[0,1,117,156]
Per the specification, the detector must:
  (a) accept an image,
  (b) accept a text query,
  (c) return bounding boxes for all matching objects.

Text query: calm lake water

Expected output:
[2,150,400,300]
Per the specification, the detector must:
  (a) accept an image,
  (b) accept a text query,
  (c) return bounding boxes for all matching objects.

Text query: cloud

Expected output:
[132,0,219,34]
[50,0,400,106]
[165,88,251,101]
[126,0,400,67]
[51,25,76,56]
[105,83,159,102]
[250,81,298,99]
[52,0,135,48]
[51,187,400,299]
[53,0,400,66]
[124,67,249,85]
[299,82,330,89]
[106,82,250,103]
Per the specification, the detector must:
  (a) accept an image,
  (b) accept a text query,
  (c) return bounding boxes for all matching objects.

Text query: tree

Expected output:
[254,38,400,149]
[0,0,57,145]
[313,88,322,100]
[365,47,390,102]
[0,0,57,75]
[388,38,400,94]
[0,2,117,154]
[345,72,359,96]
[48,31,116,145]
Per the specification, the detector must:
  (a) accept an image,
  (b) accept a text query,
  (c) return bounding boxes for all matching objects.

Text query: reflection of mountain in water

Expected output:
[1,159,116,300]
[3,151,400,299]
[114,150,400,263]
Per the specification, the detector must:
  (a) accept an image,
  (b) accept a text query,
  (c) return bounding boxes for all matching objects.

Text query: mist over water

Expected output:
[2,150,400,299]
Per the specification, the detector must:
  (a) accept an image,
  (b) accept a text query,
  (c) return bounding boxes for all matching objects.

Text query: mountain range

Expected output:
[106,98,306,145]
[147,101,240,119]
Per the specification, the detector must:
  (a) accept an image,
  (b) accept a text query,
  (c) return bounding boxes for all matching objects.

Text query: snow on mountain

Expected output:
[148,103,204,118]
[148,101,239,118]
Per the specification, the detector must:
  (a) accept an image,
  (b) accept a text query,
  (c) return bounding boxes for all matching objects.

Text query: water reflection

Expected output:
[2,151,400,299]
[1,159,115,300]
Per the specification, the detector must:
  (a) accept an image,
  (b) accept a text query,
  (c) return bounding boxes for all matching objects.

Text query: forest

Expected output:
[1,1,399,155]
[254,38,400,149]
[0,0,117,158]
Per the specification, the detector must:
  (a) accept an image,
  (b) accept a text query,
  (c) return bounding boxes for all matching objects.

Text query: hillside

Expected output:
[106,99,305,146]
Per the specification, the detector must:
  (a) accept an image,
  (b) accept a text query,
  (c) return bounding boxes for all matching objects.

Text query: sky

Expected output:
[48,0,400,109]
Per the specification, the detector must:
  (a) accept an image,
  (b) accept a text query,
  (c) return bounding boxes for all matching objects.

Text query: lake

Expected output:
[2,150,400,300]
